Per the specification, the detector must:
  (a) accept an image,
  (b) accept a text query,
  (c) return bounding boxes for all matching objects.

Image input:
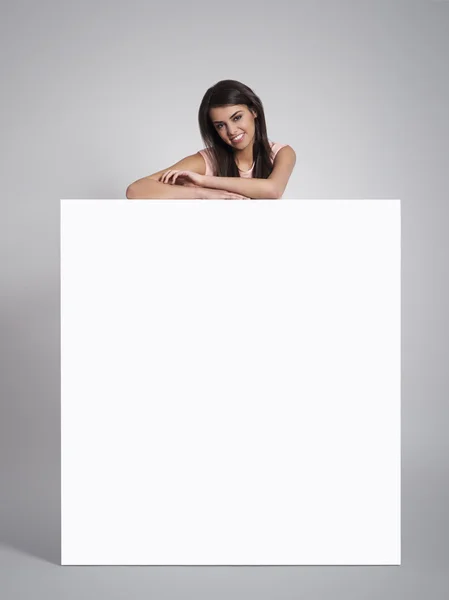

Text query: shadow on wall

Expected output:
[0,285,60,565]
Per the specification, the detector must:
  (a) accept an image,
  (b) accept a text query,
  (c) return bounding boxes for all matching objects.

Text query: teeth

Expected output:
[232,134,244,141]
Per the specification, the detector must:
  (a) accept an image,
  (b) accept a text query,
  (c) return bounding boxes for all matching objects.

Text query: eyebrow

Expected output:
[213,110,243,124]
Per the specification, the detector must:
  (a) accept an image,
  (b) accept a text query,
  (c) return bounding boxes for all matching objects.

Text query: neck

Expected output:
[234,139,255,169]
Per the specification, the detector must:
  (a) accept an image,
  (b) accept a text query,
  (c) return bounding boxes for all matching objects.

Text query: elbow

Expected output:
[126,183,138,199]
[126,178,158,199]
[270,185,282,200]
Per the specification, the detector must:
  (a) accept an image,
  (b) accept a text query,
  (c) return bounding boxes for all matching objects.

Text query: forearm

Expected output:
[202,175,278,199]
[126,178,204,199]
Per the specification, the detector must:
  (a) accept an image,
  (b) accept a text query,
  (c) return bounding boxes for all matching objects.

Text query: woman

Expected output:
[126,80,296,200]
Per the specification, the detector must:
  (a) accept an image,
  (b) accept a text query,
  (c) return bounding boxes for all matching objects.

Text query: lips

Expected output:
[230,133,245,143]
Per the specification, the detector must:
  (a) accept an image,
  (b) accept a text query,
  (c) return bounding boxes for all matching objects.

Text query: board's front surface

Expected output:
[61,199,401,565]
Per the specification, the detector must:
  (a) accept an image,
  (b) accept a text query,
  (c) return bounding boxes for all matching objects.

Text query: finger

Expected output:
[162,170,174,184]
[167,171,178,185]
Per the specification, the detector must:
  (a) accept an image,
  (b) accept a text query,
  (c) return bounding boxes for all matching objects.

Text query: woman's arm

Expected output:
[126,152,206,199]
[127,180,248,200]
[127,178,204,199]
[202,146,297,199]
[202,175,278,199]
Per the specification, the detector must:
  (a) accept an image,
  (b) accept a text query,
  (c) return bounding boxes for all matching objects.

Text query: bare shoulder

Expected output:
[271,145,296,172]
[144,151,206,181]
[274,145,296,162]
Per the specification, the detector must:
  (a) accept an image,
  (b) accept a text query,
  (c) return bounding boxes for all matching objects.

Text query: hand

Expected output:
[159,170,205,187]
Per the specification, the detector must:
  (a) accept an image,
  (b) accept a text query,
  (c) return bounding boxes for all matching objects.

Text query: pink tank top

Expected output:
[198,141,287,178]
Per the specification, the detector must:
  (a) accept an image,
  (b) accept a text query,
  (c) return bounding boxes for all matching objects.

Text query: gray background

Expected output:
[1,0,448,597]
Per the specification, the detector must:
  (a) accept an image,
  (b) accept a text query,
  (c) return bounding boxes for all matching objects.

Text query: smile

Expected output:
[230,133,245,143]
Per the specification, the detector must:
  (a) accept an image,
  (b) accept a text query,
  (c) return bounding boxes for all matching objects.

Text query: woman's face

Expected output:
[209,104,257,149]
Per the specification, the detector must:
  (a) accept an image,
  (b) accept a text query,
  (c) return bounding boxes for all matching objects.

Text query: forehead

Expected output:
[209,104,248,122]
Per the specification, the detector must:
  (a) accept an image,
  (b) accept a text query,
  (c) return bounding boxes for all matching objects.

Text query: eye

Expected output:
[216,114,242,130]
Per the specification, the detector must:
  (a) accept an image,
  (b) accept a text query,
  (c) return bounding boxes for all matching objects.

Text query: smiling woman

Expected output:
[126,80,296,200]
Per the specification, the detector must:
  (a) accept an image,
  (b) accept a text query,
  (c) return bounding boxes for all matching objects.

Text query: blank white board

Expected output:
[61,199,401,565]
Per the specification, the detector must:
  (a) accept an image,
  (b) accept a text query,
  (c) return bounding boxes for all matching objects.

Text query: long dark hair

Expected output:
[198,80,274,178]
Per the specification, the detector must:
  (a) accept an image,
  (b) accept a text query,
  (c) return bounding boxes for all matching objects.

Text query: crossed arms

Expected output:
[126,146,296,200]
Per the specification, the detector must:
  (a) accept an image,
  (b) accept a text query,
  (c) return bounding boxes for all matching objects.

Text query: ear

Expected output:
[251,109,258,119]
